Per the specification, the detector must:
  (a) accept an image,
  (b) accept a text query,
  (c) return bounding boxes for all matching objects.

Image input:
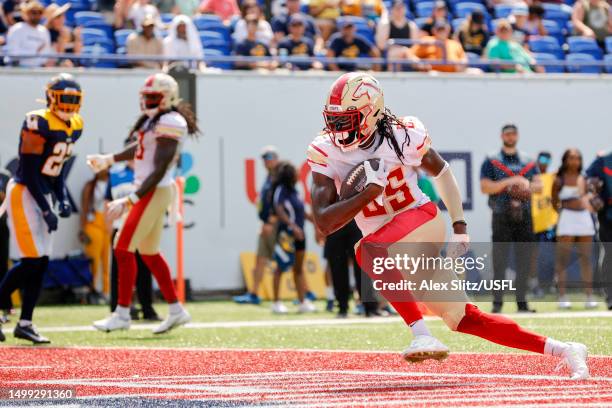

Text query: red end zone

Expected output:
[1,347,612,407]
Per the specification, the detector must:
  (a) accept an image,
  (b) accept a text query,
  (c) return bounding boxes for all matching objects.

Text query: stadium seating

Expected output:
[452,18,465,32]
[415,2,435,17]
[604,54,612,73]
[204,48,232,69]
[114,29,134,48]
[81,28,110,44]
[336,16,369,30]
[74,11,105,26]
[541,3,572,28]
[534,52,565,73]
[193,14,224,31]
[542,20,565,47]
[494,4,513,18]
[605,37,612,54]
[414,17,429,29]
[454,2,488,20]
[161,13,174,24]
[357,27,375,43]
[200,31,231,53]
[568,36,603,59]
[81,45,117,68]
[529,36,564,59]
[82,21,114,38]
[566,53,601,73]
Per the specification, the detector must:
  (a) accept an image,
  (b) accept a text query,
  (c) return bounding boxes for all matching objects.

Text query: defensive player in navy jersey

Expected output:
[0,73,83,344]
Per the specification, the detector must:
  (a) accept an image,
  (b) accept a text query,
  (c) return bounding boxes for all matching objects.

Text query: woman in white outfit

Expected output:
[552,148,597,309]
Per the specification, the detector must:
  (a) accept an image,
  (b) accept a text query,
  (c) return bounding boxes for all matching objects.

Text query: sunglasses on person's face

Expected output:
[28,9,43,14]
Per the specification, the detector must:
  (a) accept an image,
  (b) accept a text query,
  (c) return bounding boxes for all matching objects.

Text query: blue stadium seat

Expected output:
[194,14,224,31]
[74,11,105,26]
[452,18,465,32]
[566,53,601,73]
[336,16,369,30]
[161,13,174,24]
[454,2,488,20]
[414,17,429,29]
[199,31,230,52]
[465,51,480,62]
[529,36,564,59]
[568,36,603,59]
[605,36,612,54]
[534,52,565,73]
[81,45,117,68]
[81,28,110,44]
[542,3,572,28]
[114,29,134,48]
[204,48,232,69]
[203,25,231,41]
[542,20,565,46]
[82,21,113,38]
[357,27,375,43]
[415,1,435,17]
[604,54,612,73]
[494,4,513,18]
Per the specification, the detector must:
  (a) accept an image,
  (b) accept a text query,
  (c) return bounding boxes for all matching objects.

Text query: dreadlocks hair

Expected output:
[129,101,200,139]
[375,108,411,163]
[272,161,298,192]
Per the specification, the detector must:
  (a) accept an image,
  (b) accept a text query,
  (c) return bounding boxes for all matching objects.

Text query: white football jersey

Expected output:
[307,116,432,237]
[134,111,187,188]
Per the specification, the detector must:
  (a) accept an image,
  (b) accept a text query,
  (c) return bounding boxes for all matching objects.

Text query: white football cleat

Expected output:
[585,296,598,310]
[557,342,589,380]
[401,335,450,363]
[153,309,191,335]
[298,299,316,313]
[271,301,288,314]
[93,313,130,332]
[558,296,572,310]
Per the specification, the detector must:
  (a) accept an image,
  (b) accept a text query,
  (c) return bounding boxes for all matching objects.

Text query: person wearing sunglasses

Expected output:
[4,0,53,67]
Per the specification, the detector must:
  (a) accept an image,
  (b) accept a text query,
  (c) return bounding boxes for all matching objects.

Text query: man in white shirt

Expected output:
[5,0,52,67]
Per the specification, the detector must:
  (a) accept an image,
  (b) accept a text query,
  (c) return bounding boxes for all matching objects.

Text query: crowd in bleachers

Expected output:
[1,0,612,71]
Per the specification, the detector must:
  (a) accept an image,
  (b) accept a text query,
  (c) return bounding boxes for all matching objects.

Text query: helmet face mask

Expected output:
[140,91,165,117]
[139,73,180,117]
[46,73,82,121]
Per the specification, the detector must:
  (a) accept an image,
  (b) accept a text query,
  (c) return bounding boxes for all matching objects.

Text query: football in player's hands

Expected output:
[339,159,382,200]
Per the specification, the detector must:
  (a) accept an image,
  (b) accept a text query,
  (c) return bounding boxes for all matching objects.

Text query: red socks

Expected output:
[457,304,546,354]
[116,249,138,308]
[140,253,178,304]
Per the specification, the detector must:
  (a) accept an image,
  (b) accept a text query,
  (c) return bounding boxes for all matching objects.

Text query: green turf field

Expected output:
[1,298,611,355]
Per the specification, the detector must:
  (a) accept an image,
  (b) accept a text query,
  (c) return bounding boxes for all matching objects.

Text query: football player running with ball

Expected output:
[88,73,198,335]
[0,74,83,344]
[307,72,589,379]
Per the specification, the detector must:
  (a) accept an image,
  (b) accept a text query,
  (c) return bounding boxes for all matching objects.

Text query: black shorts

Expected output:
[295,239,306,251]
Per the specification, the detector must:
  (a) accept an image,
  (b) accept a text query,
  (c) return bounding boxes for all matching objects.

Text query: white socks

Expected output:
[169,302,183,315]
[325,286,335,301]
[409,319,432,337]
[544,338,570,357]
[115,306,130,320]
[18,320,32,327]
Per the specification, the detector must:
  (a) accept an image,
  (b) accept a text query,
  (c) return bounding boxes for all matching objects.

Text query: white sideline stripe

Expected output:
[23,310,612,333]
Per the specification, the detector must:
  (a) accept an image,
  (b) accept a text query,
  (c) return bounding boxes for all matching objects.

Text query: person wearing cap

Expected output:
[420,0,450,36]
[376,0,419,69]
[326,19,380,71]
[45,3,82,61]
[232,14,276,70]
[277,14,323,70]
[126,14,163,69]
[530,151,558,296]
[484,19,537,73]
[233,146,280,305]
[127,0,160,29]
[271,0,321,50]
[163,14,205,71]
[4,0,52,67]
[509,2,545,44]
[455,10,490,56]
[410,20,468,72]
[308,0,341,41]
[480,124,542,314]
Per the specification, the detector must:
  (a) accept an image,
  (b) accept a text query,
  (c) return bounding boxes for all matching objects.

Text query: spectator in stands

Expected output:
[2,0,23,26]
[327,19,380,71]
[128,0,161,29]
[155,0,175,14]
[126,14,163,68]
[526,4,547,37]
[44,4,82,66]
[232,0,273,46]
[309,0,341,41]
[163,14,205,70]
[278,15,323,70]
[376,0,418,70]
[480,123,541,314]
[198,0,240,25]
[0,165,11,322]
[272,0,322,51]
[420,1,450,36]
[341,0,385,21]
[510,2,546,44]
[552,148,597,310]
[484,19,538,73]
[411,20,468,72]
[530,151,558,295]
[80,169,111,299]
[572,0,612,46]
[4,0,52,67]
[233,15,276,70]
[455,10,490,56]
[0,9,8,47]
[174,0,199,17]
[586,151,612,310]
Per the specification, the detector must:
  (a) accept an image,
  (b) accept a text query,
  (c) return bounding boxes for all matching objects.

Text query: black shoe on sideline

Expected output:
[492,303,503,314]
[336,311,348,319]
[517,302,536,313]
[14,324,50,344]
[0,326,5,342]
[130,307,140,320]
[142,312,162,322]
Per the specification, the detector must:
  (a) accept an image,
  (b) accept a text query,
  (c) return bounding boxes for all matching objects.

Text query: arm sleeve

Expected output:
[400,116,431,166]
[306,137,336,179]
[20,154,52,213]
[50,164,68,203]
[480,159,494,180]
[586,157,602,178]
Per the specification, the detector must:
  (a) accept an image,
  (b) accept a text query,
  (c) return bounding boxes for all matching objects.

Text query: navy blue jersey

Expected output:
[278,36,314,70]
[327,33,374,71]
[14,109,83,212]
[586,152,612,221]
[480,150,539,214]
[273,184,305,230]
[271,12,318,38]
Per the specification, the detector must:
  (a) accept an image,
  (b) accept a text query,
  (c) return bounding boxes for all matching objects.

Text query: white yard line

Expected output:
[7,310,611,333]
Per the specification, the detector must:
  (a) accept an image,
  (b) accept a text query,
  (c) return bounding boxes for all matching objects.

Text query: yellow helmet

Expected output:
[46,73,82,121]
[323,72,384,152]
